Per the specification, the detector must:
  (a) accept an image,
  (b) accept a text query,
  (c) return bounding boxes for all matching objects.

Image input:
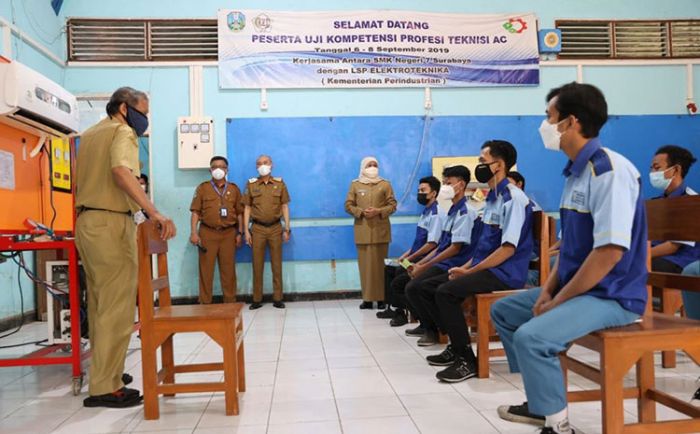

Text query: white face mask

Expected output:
[439,184,455,201]
[538,118,564,151]
[649,167,674,191]
[140,184,147,192]
[258,164,272,177]
[211,168,226,181]
[363,166,379,178]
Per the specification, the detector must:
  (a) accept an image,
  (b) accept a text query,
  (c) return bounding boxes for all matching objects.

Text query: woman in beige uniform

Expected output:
[345,157,397,309]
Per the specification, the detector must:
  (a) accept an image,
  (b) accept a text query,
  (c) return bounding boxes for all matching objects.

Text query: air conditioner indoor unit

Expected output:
[0,59,79,137]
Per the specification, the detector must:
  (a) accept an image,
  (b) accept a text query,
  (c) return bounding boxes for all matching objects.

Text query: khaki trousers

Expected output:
[251,223,283,302]
[198,225,238,303]
[75,211,137,396]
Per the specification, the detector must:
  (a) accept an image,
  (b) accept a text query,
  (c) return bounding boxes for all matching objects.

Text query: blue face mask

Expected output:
[125,105,149,136]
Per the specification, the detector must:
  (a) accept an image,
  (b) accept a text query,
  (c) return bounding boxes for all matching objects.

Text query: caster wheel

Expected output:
[72,375,84,396]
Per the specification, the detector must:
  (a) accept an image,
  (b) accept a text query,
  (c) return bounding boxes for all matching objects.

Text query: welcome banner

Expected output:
[218,10,540,89]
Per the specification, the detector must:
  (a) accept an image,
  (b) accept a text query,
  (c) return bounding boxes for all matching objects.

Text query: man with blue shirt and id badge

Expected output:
[190,156,244,304]
[493,83,648,434]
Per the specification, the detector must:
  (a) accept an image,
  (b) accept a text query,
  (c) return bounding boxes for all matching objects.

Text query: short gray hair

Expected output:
[106,87,148,116]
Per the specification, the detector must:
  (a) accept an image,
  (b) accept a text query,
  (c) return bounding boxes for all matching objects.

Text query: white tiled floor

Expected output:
[0,299,699,434]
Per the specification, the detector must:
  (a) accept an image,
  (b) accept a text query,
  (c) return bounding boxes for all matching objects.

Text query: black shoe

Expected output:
[693,386,700,401]
[389,311,408,327]
[497,401,545,426]
[83,389,143,408]
[359,301,373,309]
[435,356,477,383]
[377,302,386,310]
[426,345,456,366]
[539,427,575,434]
[405,325,426,336]
[273,301,285,309]
[121,387,141,399]
[376,307,396,319]
[417,329,438,347]
[249,302,263,310]
[122,373,133,386]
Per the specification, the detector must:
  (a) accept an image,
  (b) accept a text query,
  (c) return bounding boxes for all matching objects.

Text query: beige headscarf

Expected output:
[357,156,383,184]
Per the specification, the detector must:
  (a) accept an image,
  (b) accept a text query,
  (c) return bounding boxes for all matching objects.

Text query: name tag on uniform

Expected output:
[220,208,228,217]
[572,191,586,206]
[358,189,367,196]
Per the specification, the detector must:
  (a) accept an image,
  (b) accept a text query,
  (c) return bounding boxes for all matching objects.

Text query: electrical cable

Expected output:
[44,147,58,230]
[0,256,25,342]
[398,115,432,205]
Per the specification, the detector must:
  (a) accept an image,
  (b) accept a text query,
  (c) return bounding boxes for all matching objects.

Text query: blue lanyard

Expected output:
[210,180,228,198]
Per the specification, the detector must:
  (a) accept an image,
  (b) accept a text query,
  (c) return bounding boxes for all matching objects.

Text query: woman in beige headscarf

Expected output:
[345,157,397,309]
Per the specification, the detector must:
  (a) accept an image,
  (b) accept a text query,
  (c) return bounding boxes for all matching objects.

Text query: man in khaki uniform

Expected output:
[75,87,176,408]
[242,155,291,310]
[190,156,243,304]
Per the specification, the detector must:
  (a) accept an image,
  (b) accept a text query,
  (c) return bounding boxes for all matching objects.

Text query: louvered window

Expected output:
[556,20,700,59]
[68,18,217,62]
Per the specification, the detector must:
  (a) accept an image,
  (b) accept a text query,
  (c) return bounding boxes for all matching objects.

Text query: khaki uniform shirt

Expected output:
[75,117,140,213]
[190,181,243,229]
[345,179,397,244]
[242,177,290,224]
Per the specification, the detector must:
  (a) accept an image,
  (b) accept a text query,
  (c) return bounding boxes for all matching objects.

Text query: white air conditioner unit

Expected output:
[0,60,79,137]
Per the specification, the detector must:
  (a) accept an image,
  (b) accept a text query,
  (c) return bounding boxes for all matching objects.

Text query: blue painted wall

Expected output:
[1,1,700,320]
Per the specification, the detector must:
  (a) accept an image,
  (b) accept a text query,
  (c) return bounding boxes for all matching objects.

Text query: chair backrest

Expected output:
[137,220,172,323]
[646,195,700,293]
[529,211,551,286]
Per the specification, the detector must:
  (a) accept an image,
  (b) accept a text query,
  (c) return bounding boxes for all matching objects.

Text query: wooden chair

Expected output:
[561,195,700,434]
[137,220,246,420]
[463,211,553,378]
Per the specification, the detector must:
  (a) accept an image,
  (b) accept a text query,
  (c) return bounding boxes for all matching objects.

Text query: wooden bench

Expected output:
[137,220,246,420]
[561,195,700,434]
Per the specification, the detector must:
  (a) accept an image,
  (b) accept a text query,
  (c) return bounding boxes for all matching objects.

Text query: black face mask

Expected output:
[417,193,430,206]
[475,162,496,183]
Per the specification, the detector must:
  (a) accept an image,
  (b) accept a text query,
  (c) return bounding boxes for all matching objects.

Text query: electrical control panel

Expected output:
[50,137,71,192]
[178,116,214,169]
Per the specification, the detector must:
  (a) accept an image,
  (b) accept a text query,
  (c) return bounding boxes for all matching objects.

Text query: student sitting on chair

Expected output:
[649,145,699,274]
[378,176,445,326]
[423,140,534,383]
[404,165,482,341]
[492,82,647,434]
[508,171,546,287]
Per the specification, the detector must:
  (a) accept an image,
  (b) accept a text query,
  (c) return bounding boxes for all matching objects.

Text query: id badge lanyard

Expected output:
[210,180,229,218]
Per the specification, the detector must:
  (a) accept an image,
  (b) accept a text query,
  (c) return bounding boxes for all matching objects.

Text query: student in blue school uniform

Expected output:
[404,165,482,342]
[424,140,534,383]
[507,171,543,212]
[377,176,445,326]
[492,82,648,434]
[648,145,699,273]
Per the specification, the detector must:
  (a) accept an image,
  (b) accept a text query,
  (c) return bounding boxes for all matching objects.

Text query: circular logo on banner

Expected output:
[227,11,246,32]
[544,31,560,48]
[254,14,271,32]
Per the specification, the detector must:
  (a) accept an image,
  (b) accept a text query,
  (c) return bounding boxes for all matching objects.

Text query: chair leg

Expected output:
[636,352,656,424]
[161,333,175,397]
[476,299,491,379]
[223,326,240,416]
[661,289,681,368]
[141,336,160,420]
[237,339,246,393]
[601,346,625,434]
